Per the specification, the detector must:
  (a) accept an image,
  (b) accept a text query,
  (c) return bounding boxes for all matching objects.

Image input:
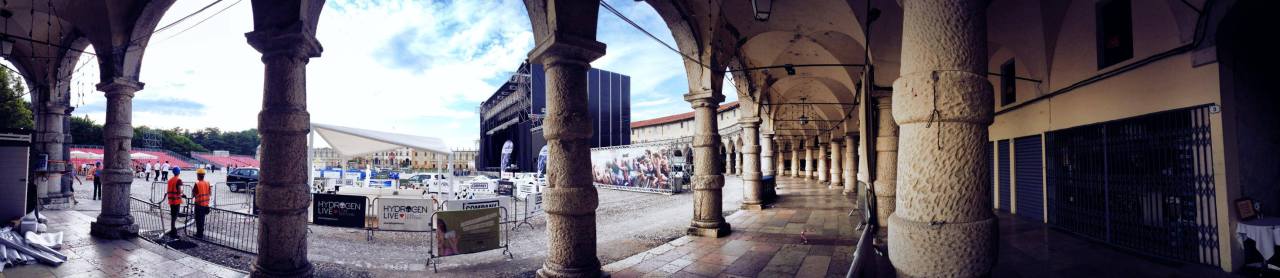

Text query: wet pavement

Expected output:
[0,208,246,278]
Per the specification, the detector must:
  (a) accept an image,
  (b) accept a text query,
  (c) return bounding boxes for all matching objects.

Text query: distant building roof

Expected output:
[630,101,739,128]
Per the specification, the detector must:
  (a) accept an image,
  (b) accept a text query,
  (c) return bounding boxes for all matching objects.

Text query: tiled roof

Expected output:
[631,101,739,128]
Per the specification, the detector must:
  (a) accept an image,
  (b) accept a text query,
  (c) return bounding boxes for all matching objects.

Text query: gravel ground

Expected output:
[81,172,745,277]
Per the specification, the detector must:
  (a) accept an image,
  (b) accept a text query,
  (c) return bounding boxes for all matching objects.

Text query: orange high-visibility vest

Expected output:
[194,180,211,207]
[166,177,184,205]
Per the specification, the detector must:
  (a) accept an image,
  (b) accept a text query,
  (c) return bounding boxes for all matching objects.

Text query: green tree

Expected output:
[0,66,33,130]
[70,116,104,146]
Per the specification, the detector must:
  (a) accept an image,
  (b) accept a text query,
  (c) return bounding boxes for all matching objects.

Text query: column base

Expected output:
[887,214,997,278]
[252,261,315,278]
[740,202,765,210]
[687,222,731,238]
[536,263,602,278]
[89,221,138,239]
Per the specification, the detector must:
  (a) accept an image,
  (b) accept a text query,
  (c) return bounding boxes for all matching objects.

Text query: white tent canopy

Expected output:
[129,152,158,160]
[70,150,102,159]
[312,123,452,158]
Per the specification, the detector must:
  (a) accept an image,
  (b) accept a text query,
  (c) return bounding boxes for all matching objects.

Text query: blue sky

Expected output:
[51,0,736,148]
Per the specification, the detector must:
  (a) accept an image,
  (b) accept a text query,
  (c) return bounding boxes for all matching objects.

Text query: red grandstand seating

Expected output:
[69,147,193,170]
[193,153,260,168]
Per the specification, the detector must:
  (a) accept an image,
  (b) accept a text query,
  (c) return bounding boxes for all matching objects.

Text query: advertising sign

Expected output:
[443,196,512,214]
[590,142,683,193]
[313,194,367,228]
[376,198,434,231]
[434,207,501,256]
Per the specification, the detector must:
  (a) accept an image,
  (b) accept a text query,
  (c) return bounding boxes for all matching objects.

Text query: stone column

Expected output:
[90,78,142,239]
[529,37,607,277]
[36,94,68,200]
[871,93,899,239]
[843,133,858,195]
[245,25,323,277]
[804,142,813,179]
[829,136,843,190]
[740,118,764,210]
[887,0,996,276]
[761,133,774,177]
[790,143,800,177]
[817,137,828,183]
[687,91,730,237]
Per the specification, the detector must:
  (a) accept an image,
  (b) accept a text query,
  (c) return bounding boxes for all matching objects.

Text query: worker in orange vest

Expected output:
[192,168,212,239]
[165,167,185,237]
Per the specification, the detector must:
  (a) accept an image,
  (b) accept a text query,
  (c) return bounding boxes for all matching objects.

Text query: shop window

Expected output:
[1000,59,1016,106]
[1097,0,1133,69]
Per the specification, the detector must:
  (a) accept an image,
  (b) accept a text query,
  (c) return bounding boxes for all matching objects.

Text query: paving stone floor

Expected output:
[0,209,247,278]
[603,176,859,278]
[604,176,1241,278]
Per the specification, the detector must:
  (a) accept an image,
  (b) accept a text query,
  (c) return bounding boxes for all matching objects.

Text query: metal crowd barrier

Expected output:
[846,181,879,278]
[425,206,514,273]
[128,196,165,235]
[181,205,259,254]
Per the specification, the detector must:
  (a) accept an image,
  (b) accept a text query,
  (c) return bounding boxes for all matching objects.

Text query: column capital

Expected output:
[761,133,775,139]
[246,23,323,60]
[96,78,144,95]
[529,33,605,66]
[684,89,725,106]
[739,117,761,127]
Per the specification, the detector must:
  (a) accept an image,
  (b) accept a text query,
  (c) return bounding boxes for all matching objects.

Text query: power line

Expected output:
[599,1,708,70]
[160,0,242,42]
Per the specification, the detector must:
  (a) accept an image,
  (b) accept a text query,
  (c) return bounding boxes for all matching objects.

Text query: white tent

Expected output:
[129,152,159,160]
[70,150,102,159]
[311,123,452,157]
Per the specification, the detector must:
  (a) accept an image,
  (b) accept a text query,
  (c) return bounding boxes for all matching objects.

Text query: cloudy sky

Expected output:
[56,0,737,149]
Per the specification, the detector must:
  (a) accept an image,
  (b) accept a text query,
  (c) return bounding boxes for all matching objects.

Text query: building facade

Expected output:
[477,62,632,173]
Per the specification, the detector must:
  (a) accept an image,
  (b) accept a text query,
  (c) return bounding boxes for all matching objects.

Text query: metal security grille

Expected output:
[1047,105,1219,266]
[998,140,1011,212]
[1015,135,1044,221]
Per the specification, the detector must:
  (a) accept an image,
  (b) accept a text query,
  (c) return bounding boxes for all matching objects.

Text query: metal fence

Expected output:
[129,196,165,235]
[181,206,259,254]
[128,195,260,254]
[1047,105,1219,266]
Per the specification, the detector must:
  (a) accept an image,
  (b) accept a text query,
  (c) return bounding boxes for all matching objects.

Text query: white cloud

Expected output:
[64,0,728,150]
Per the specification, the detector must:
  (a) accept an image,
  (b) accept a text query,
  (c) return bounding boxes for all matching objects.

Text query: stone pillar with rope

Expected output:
[887,0,997,276]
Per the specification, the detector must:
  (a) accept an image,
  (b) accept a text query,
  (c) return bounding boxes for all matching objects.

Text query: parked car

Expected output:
[405,173,451,193]
[227,167,260,192]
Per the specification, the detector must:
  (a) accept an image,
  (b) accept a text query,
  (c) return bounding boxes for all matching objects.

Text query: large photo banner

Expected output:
[590,143,682,193]
[434,207,501,256]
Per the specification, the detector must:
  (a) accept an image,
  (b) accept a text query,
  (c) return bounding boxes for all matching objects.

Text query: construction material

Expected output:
[0,227,65,267]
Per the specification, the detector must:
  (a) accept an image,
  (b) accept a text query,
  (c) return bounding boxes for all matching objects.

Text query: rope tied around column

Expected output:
[925,70,944,150]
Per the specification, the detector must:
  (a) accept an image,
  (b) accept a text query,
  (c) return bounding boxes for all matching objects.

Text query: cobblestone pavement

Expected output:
[309,176,745,277]
[603,176,860,278]
[53,172,745,277]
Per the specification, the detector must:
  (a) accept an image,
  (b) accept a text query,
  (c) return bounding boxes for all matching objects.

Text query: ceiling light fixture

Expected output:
[752,0,772,21]
[797,96,810,125]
